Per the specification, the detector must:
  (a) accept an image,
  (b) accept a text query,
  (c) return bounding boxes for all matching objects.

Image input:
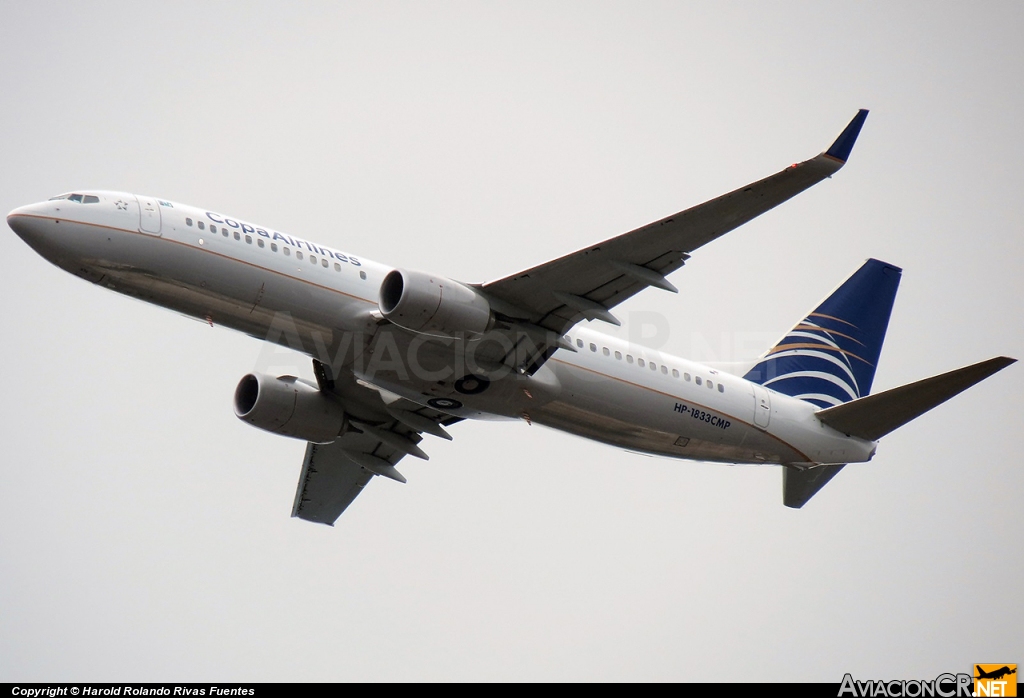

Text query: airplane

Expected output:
[7,109,1015,525]
[975,666,1016,681]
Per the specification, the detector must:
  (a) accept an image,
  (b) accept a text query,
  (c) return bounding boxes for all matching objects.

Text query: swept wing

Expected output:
[482,110,869,373]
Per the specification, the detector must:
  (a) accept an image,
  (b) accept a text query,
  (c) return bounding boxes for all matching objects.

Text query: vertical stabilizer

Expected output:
[744,259,901,407]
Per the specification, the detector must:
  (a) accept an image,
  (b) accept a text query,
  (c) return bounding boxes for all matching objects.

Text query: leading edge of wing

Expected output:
[482,110,870,333]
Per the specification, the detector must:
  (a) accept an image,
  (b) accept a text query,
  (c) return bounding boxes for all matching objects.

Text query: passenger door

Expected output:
[135,195,162,235]
[751,383,771,429]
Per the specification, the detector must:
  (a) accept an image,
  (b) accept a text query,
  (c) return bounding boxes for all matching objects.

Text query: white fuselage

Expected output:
[7,191,876,468]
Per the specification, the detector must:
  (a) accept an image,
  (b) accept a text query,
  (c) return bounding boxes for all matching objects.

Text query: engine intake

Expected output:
[234,373,346,443]
[379,268,492,337]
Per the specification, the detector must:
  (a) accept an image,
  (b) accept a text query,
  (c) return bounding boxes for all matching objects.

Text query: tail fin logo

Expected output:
[744,259,901,408]
[750,315,870,407]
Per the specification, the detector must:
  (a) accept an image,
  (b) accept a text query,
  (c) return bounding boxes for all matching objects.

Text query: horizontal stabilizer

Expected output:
[816,356,1016,441]
[784,464,845,508]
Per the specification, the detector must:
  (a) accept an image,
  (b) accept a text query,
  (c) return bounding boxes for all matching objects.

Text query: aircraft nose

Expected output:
[8,201,58,253]
[7,205,37,242]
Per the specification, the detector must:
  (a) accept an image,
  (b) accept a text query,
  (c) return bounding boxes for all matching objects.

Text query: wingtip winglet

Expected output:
[825,109,869,163]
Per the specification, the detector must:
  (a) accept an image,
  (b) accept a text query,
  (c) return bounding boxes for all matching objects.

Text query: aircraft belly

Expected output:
[527,402,763,463]
[73,224,373,355]
[340,330,807,464]
[347,325,555,421]
[535,358,802,464]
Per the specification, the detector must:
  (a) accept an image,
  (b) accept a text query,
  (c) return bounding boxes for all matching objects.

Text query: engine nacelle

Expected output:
[379,268,493,337]
[233,373,346,443]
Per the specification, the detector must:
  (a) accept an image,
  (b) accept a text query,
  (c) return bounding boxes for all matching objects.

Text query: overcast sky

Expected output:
[1,1,1021,682]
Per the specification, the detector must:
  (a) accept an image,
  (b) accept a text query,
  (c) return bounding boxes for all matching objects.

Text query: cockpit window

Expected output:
[48,193,100,204]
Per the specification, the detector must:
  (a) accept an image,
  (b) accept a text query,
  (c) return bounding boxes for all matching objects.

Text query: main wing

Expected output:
[481,110,869,373]
[291,361,460,525]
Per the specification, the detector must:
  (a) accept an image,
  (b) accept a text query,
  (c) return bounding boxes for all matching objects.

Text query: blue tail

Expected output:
[744,259,902,407]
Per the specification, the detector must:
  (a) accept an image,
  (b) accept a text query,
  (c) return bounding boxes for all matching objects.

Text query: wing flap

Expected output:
[291,440,376,525]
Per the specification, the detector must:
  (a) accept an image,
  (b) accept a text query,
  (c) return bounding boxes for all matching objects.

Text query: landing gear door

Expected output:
[136,195,162,235]
[751,383,771,429]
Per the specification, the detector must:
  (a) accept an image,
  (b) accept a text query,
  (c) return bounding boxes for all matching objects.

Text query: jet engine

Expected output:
[233,373,346,443]
[379,269,493,337]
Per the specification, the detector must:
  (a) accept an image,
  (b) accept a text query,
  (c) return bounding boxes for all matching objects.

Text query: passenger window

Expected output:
[672,369,679,378]
[198,221,205,230]
[684,373,691,381]
[661,365,668,374]
[284,248,291,256]
[695,376,702,386]
[222,229,228,237]
[245,235,252,244]
[638,359,645,368]
[234,231,240,241]
[707,380,713,389]
[650,362,657,371]
[615,351,622,360]
[322,258,328,268]
[590,343,597,352]
[334,262,341,271]
[296,251,303,260]
[627,355,634,364]
[603,347,610,356]
[257,239,265,248]
[271,243,278,252]
[718,384,725,393]
[186,218,193,226]
[577,339,584,348]
[310,255,317,264]
[210,225,217,233]
[359,271,367,280]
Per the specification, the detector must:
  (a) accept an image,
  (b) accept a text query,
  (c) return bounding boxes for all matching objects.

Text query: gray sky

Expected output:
[1,1,1021,682]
